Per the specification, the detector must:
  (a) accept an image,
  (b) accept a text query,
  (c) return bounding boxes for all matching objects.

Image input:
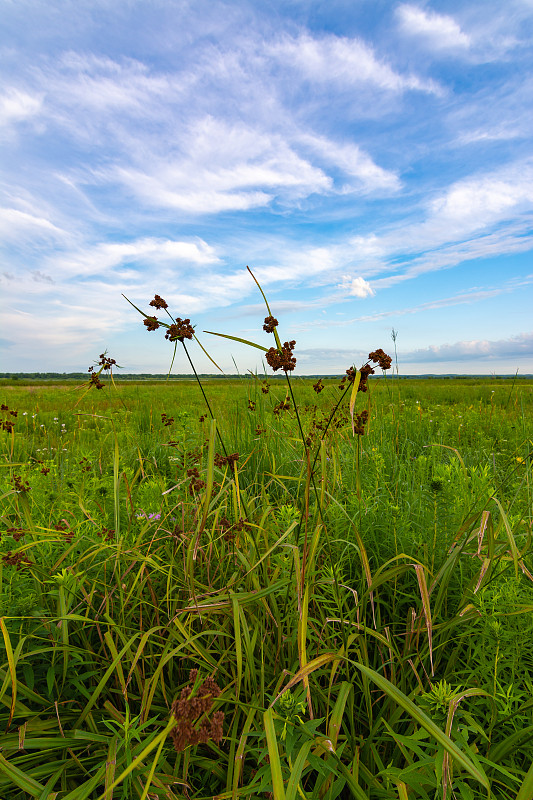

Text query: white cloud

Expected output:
[339,275,375,298]
[406,331,533,363]
[344,161,533,286]
[299,133,401,193]
[43,52,181,115]
[0,88,42,128]
[0,207,66,240]
[397,4,471,50]
[268,32,442,94]
[104,118,333,213]
[48,236,219,278]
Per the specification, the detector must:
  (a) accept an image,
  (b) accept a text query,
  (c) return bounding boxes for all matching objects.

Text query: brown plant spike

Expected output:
[265,340,296,372]
[170,670,224,752]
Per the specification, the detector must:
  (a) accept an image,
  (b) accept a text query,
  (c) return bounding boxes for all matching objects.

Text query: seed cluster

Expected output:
[170,670,224,753]
[263,315,279,333]
[165,318,194,342]
[214,452,240,468]
[265,340,297,372]
[1,404,17,433]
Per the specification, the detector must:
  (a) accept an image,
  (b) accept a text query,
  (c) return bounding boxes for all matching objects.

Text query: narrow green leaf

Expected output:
[0,753,45,797]
[517,760,533,800]
[0,617,17,728]
[204,331,268,352]
[285,740,313,800]
[264,707,286,800]
[492,495,519,577]
[193,333,224,372]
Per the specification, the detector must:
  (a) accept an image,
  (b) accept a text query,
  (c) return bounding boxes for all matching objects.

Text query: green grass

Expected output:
[0,370,532,799]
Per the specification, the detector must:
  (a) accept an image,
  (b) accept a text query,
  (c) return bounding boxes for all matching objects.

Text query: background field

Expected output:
[1,375,532,799]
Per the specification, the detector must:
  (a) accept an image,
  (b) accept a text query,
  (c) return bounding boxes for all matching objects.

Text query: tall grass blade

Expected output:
[264,707,286,800]
[0,618,17,729]
[516,759,533,800]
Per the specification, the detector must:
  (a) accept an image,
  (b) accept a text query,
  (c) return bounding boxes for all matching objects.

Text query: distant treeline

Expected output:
[1,372,532,381]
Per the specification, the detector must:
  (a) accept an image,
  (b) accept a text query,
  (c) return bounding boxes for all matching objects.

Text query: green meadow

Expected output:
[1,370,532,799]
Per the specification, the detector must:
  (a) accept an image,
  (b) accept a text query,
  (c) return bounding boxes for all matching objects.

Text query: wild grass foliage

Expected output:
[0,273,533,799]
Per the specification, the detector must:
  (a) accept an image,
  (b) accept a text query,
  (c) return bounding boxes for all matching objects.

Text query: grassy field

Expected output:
[1,369,532,799]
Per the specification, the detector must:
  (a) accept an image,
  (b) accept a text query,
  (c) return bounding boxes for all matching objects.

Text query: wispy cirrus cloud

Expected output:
[396,4,471,50]
[267,32,443,95]
[0,207,68,241]
[0,88,43,130]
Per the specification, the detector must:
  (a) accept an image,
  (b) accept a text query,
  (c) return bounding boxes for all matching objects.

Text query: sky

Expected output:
[1,0,533,376]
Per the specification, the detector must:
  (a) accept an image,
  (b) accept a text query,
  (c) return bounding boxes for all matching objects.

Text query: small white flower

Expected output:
[22,412,27,416]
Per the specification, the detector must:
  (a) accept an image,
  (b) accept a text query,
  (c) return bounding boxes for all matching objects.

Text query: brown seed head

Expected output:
[265,340,296,372]
[143,316,160,331]
[263,316,279,333]
[90,373,104,390]
[99,354,117,370]
[170,670,224,752]
[369,349,392,370]
[165,318,194,342]
[149,294,168,310]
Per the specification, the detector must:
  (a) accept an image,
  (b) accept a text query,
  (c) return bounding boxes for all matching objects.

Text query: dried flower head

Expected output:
[265,340,296,372]
[97,527,115,542]
[273,399,292,415]
[369,349,392,371]
[214,452,239,468]
[170,670,224,752]
[98,353,117,370]
[165,318,194,342]
[90,374,104,390]
[313,379,324,393]
[12,475,31,493]
[7,527,25,542]
[263,316,279,333]
[149,294,168,310]
[2,551,32,571]
[353,410,369,435]
[143,316,160,331]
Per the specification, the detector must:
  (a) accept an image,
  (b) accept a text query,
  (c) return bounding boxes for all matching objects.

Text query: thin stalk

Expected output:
[310,382,352,476]
[181,341,228,458]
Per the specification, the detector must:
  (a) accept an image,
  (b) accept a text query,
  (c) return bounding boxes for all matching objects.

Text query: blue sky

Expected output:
[1,0,532,375]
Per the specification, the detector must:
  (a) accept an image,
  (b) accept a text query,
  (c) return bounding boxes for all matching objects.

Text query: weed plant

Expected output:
[0,272,532,799]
